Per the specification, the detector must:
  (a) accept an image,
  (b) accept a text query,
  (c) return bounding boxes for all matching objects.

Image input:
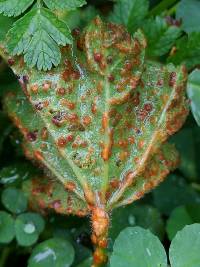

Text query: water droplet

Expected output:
[24,222,36,234]
[128,215,136,226]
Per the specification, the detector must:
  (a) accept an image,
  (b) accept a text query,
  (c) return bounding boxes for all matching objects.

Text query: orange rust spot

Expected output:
[91,207,109,237]
[128,136,135,144]
[56,87,66,96]
[41,127,48,140]
[93,248,107,265]
[43,81,51,91]
[138,140,145,149]
[102,112,108,131]
[60,99,75,110]
[65,181,76,191]
[31,84,39,94]
[91,102,97,114]
[57,136,67,147]
[110,179,120,189]
[82,115,92,126]
[34,150,43,161]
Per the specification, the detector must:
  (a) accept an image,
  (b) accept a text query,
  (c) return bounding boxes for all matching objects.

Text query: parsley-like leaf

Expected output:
[6,7,72,70]
[109,0,149,33]
[0,0,34,17]
[168,32,200,70]
[142,17,181,57]
[43,0,87,11]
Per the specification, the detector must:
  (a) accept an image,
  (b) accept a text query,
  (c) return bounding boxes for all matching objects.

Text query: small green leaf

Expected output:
[28,238,75,267]
[0,14,14,41]
[187,69,200,126]
[153,174,200,215]
[6,7,72,70]
[43,0,86,11]
[75,257,93,267]
[0,0,34,17]
[168,32,200,70]
[142,16,181,57]
[110,227,167,267]
[0,211,15,244]
[110,204,164,242]
[176,0,200,34]
[0,162,35,185]
[109,0,149,32]
[169,224,200,267]
[15,212,45,246]
[167,204,200,240]
[170,127,200,180]
[1,187,28,214]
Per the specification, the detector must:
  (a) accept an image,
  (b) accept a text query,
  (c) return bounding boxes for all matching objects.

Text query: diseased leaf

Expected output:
[43,0,87,11]
[3,17,188,213]
[168,32,200,70]
[187,69,200,126]
[6,7,72,70]
[0,0,34,17]
[142,16,181,57]
[176,0,200,34]
[109,0,149,33]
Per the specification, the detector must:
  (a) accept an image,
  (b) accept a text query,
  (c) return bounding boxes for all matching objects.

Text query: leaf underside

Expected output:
[3,17,188,215]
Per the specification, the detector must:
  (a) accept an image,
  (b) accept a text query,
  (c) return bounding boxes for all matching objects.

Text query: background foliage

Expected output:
[0,0,200,266]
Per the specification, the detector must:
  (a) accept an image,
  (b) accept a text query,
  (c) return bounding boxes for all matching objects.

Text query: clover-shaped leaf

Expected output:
[15,212,45,246]
[28,238,75,267]
[0,211,15,244]
[1,187,28,214]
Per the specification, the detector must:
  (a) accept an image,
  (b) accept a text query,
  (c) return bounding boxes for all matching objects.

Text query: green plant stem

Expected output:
[148,0,178,17]
[0,247,11,267]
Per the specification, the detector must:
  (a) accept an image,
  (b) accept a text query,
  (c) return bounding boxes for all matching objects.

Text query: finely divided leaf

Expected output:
[109,0,149,33]
[142,16,181,57]
[6,7,72,70]
[44,0,87,11]
[168,32,200,70]
[0,0,34,17]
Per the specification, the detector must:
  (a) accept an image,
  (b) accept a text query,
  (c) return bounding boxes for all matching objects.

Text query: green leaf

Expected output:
[170,127,200,180]
[167,204,200,240]
[110,227,167,267]
[0,0,34,17]
[75,257,93,267]
[0,162,36,185]
[187,69,200,126]
[110,204,164,242]
[0,14,14,41]
[169,224,200,267]
[28,238,75,267]
[1,187,28,214]
[168,32,200,70]
[109,0,149,32]
[0,211,15,244]
[142,16,181,57]
[6,7,72,70]
[176,0,200,34]
[3,17,188,213]
[15,212,45,246]
[43,0,87,11]
[153,174,200,215]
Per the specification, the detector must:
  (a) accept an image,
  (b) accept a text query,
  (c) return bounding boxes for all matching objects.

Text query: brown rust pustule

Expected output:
[91,207,109,267]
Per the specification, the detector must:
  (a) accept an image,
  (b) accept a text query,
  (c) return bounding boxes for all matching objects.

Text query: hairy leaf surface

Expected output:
[3,17,188,213]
